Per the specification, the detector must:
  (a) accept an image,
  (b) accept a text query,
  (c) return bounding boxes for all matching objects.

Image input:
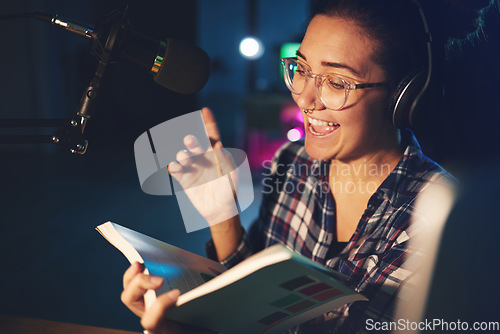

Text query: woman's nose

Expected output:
[294,77,320,110]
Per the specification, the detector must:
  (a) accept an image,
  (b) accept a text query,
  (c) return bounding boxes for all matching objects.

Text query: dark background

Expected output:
[0,0,499,332]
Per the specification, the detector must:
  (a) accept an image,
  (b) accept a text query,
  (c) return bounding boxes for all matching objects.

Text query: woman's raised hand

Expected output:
[168,108,239,226]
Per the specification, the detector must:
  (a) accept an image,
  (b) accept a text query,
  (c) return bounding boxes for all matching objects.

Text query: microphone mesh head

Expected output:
[153,39,210,94]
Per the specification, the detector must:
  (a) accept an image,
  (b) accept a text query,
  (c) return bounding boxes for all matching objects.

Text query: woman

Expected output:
[121,0,494,332]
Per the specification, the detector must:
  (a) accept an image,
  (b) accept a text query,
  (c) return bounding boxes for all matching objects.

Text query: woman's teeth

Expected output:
[308,117,336,127]
[307,116,339,136]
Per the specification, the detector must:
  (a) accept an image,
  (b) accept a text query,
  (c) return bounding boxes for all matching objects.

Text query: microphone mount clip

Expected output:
[0,7,130,154]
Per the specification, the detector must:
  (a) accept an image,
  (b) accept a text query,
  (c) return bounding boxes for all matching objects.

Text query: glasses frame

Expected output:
[281,57,388,111]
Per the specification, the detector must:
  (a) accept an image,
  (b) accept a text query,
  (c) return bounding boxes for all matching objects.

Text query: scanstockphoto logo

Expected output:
[261,160,391,195]
[365,319,500,332]
[133,110,254,233]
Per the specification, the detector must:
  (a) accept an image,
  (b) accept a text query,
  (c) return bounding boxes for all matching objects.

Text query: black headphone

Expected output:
[390,0,433,129]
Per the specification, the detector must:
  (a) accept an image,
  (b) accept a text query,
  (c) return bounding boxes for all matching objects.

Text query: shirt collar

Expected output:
[376,129,426,207]
[303,129,426,205]
[311,158,330,182]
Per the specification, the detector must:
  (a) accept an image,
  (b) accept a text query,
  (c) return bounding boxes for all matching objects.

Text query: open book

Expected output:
[97,222,367,334]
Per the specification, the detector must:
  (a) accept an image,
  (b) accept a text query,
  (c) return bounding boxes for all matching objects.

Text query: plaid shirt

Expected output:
[207,130,453,333]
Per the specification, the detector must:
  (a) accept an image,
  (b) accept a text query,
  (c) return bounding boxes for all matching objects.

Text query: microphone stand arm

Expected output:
[0,8,129,154]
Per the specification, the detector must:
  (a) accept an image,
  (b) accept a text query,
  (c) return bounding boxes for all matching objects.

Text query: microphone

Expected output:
[120,32,211,95]
[33,11,210,95]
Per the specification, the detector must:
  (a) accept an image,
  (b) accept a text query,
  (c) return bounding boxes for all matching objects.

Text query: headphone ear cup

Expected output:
[391,70,426,129]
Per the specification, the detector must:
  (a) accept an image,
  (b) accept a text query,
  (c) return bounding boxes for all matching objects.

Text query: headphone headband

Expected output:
[391,0,433,128]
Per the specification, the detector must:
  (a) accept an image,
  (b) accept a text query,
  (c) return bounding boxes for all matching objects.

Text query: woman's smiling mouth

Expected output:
[306,115,340,137]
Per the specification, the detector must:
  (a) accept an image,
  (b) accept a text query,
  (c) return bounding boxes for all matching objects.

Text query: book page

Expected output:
[98,222,226,296]
[168,255,367,334]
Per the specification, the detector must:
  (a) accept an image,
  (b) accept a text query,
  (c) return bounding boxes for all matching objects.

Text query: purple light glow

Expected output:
[295,108,304,123]
[287,127,303,142]
[280,104,303,124]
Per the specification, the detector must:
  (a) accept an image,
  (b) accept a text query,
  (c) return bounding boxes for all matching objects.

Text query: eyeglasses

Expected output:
[281,57,388,111]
